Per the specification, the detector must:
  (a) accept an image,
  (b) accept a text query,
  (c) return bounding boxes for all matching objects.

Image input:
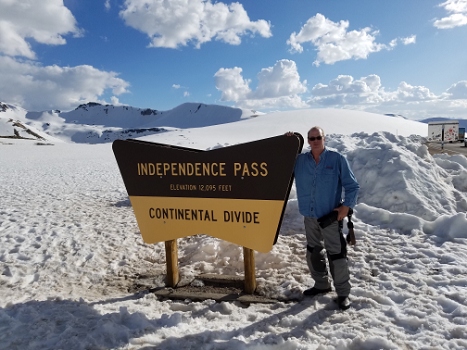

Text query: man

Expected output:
[293,126,359,310]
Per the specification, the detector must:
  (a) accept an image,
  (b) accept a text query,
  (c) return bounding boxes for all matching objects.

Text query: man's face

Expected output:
[307,129,325,151]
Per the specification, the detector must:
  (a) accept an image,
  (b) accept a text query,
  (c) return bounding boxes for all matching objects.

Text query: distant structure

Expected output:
[427,120,459,142]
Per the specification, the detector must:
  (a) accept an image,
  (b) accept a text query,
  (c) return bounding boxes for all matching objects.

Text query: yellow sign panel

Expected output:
[130,196,284,252]
[113,134,303,253]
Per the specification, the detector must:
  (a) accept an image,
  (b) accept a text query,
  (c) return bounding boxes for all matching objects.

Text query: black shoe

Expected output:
[334,296,351,310]
[303,287,332,297]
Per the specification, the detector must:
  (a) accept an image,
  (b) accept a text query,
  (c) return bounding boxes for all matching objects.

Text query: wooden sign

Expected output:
[112,134,303,253]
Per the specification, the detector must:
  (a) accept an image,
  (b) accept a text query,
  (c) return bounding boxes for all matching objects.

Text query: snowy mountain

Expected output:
[0,102,260,144]
[4,100,461,146]
[0,102,62,143]
[4,101,466,145]
[2,101,432,146]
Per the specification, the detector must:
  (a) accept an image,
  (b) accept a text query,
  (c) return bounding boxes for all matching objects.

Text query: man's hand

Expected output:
[335,205,350,221]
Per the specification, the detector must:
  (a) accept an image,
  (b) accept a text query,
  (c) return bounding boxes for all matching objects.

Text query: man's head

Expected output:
[307,126,325,153]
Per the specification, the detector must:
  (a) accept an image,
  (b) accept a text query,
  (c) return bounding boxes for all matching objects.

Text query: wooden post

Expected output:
[243,247,256,294]
[165,239,179,287]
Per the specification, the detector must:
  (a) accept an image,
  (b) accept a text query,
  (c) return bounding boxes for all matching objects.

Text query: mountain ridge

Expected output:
[1,101,458,146]
[0,102,259,144]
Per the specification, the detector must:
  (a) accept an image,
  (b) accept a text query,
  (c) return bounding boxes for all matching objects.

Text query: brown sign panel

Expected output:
[112,134,303,253]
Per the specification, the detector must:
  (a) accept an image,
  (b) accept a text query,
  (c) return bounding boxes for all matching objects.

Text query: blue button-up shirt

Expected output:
[294,148,359,218]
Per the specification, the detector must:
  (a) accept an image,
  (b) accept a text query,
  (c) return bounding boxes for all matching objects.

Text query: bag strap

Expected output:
[346,208,356,246]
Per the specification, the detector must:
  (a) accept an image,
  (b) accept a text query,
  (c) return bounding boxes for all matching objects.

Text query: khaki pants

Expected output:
[304,216,351,297]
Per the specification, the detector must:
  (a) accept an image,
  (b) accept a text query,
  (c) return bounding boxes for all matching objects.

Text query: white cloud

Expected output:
[0,56,130,111]
[287,13,389,66]
[440,0,467,12]
[214,60,308,110]
[172,83,190,97]
[214,64,465,117]
[434,0,467,28]
[307,74,467,119]
[0,0,81,59]
[396,82,438,102]
[446,80,467,98]
[309,75,385,106]
[401,35,416,45]
[388,35,416,48]
[311,75,382,96]
[237,95,309,110]
[105,0,111,11]
[389,39,399,48]
[110,96,126,106]
[214,67,252,101]
[119,0,272,49]
[434,13,467,28]
[254,60,307,98]
[309,75,440,107]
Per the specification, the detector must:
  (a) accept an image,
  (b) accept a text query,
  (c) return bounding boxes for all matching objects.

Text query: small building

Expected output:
[427,120,459,142]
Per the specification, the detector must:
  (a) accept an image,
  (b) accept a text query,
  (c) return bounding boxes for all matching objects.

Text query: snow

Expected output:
[1,107,467,350]
[2,101,429,145]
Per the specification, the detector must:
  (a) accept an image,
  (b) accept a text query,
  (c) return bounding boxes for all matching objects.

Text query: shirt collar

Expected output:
[308,147,328,157]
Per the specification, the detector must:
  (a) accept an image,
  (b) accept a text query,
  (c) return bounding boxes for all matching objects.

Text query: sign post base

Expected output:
[243,247,256,294]
[163,241,257,294]
[165,239,179,287]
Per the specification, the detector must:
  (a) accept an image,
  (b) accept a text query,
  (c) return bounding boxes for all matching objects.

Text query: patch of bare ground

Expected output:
[425,141,467,156]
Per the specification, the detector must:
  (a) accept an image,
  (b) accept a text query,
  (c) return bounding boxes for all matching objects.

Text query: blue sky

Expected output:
[1,0,467,120]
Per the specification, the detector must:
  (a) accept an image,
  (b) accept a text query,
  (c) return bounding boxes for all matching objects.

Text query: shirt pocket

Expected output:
[321,166,338,183]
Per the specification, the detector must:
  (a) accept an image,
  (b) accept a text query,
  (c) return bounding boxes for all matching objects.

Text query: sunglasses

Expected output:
[308,136,323,141]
